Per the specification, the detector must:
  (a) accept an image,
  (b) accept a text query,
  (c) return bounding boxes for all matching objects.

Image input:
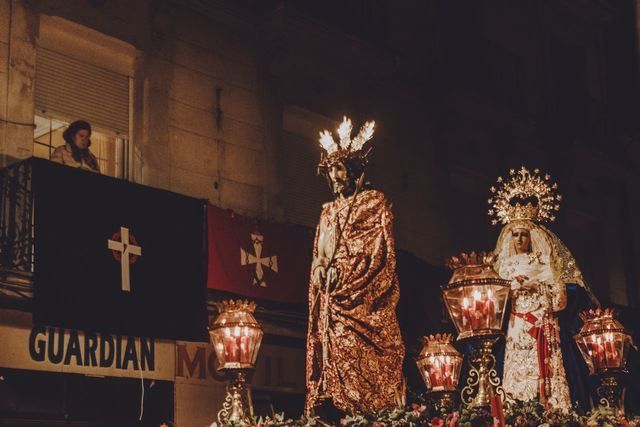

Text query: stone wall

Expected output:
[0,0,638,309]
[0,0,271,219]
[0,0,37,165]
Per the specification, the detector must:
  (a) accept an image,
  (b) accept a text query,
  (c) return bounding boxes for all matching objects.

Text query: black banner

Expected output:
[31,158,208,341]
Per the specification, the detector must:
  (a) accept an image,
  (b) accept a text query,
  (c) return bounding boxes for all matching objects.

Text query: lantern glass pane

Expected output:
[576,336,596,375]
[443,283,509,339]
[209,307,263,370]
[574,308,633,375]
[416,335,463,392]
[417,354,462,392]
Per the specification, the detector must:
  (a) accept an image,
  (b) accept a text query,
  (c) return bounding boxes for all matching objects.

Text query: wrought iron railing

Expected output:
[0,160,35,299]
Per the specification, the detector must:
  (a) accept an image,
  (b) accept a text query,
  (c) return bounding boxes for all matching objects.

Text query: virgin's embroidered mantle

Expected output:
[494,220,581,410]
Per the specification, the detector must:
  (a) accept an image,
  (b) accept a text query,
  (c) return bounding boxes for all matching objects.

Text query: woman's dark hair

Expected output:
[62,120,98,170]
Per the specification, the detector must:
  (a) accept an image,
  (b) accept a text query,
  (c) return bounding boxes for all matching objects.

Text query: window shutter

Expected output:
[280,107,336,228]
[280,131,326,227]
[34,48,129,137]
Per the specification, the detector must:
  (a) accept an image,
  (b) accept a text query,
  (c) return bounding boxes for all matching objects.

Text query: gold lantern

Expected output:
[574,308,635,409]
[416,333,463,411]
[442,252,510,340]
[441,252,510,407]
[209,300,264,426]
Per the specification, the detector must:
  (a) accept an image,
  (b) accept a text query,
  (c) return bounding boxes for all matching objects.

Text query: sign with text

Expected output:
[175,340,305,392]
[0,310,174,380]
[173,340,305,427]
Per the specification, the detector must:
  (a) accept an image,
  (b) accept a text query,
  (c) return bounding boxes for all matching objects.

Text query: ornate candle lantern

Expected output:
[209,299,264,426]
[574,308,635,409]
[416,333,463,412]
[441,252,510,407]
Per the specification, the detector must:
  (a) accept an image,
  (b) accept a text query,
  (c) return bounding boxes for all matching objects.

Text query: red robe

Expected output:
[305,189,405,414]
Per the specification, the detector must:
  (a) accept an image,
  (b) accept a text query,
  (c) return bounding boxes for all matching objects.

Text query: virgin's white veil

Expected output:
[493,219,599,305]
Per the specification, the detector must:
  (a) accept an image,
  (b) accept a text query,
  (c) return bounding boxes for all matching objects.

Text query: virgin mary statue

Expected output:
[488,167,598,411]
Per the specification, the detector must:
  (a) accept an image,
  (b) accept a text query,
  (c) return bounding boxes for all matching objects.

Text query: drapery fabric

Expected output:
[305,189,405,414]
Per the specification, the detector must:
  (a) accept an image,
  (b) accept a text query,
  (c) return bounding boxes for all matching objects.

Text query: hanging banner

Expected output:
[31,158,208,341]
[207,204,313,305]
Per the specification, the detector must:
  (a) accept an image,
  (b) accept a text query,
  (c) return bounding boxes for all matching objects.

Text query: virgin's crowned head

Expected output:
[488,167,562,226]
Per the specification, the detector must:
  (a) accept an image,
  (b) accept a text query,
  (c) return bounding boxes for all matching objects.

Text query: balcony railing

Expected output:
[0,160,35,300]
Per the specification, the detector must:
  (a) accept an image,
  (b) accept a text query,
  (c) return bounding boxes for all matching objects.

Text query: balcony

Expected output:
[0,157,209,341]
[0,160,34,303]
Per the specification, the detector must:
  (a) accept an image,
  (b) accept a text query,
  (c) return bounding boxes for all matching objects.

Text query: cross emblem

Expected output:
[108,226,142,292]
[240,233,278,287]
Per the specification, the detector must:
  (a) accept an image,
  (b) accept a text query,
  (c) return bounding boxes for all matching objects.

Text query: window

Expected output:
[33,115,127,177]
[33,15,137,178]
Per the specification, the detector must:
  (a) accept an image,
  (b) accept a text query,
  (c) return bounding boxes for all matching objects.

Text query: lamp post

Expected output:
[209,299,264,426]
[416,333,463,412]
[441,252,510,407]
[574,308,634,410]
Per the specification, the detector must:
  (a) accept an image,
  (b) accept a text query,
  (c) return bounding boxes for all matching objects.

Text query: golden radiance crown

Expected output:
[488,166,562,225]
[318,116,375,167]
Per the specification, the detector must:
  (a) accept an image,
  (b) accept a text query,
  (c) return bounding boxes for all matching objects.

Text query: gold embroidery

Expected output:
[305,190,405,415]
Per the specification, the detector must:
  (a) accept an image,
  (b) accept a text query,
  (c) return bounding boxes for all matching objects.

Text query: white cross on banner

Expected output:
[108,226,142,292]
[240,233,278,287]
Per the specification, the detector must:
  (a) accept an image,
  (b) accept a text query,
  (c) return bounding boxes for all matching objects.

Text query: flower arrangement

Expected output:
[236,402,640,427]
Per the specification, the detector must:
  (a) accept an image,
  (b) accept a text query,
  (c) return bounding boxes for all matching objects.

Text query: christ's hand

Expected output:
[313,264,327,289]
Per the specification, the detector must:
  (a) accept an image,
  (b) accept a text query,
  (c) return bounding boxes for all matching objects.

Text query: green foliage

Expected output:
[245,401,640,427]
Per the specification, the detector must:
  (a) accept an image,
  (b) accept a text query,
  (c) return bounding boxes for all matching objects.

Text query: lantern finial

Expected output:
[214,299,257,314]
[445,251,496,270]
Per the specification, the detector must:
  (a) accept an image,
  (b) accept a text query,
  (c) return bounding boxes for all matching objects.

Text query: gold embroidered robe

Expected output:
[305,189,405,415]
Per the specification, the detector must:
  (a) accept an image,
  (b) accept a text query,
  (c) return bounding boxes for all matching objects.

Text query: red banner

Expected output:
[207,204,314,305]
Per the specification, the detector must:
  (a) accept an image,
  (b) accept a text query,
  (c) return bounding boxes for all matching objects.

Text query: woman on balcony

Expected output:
[51,120,100,173]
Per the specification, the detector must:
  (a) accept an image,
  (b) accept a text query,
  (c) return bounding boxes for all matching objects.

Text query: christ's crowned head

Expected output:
[316,116,374,199]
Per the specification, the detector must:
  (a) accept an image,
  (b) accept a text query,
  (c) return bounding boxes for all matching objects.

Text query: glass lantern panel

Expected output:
[417,358,434,390]
[417,354,462,392]
[576,337,596,375]
[250,329,264,365]
[211,324,262,369]
[211,333,228,367]
[443,283,509,338]
[602,331,628,369]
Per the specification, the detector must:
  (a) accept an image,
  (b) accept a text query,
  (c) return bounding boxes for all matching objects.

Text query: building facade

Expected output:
[0,0,639,424]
